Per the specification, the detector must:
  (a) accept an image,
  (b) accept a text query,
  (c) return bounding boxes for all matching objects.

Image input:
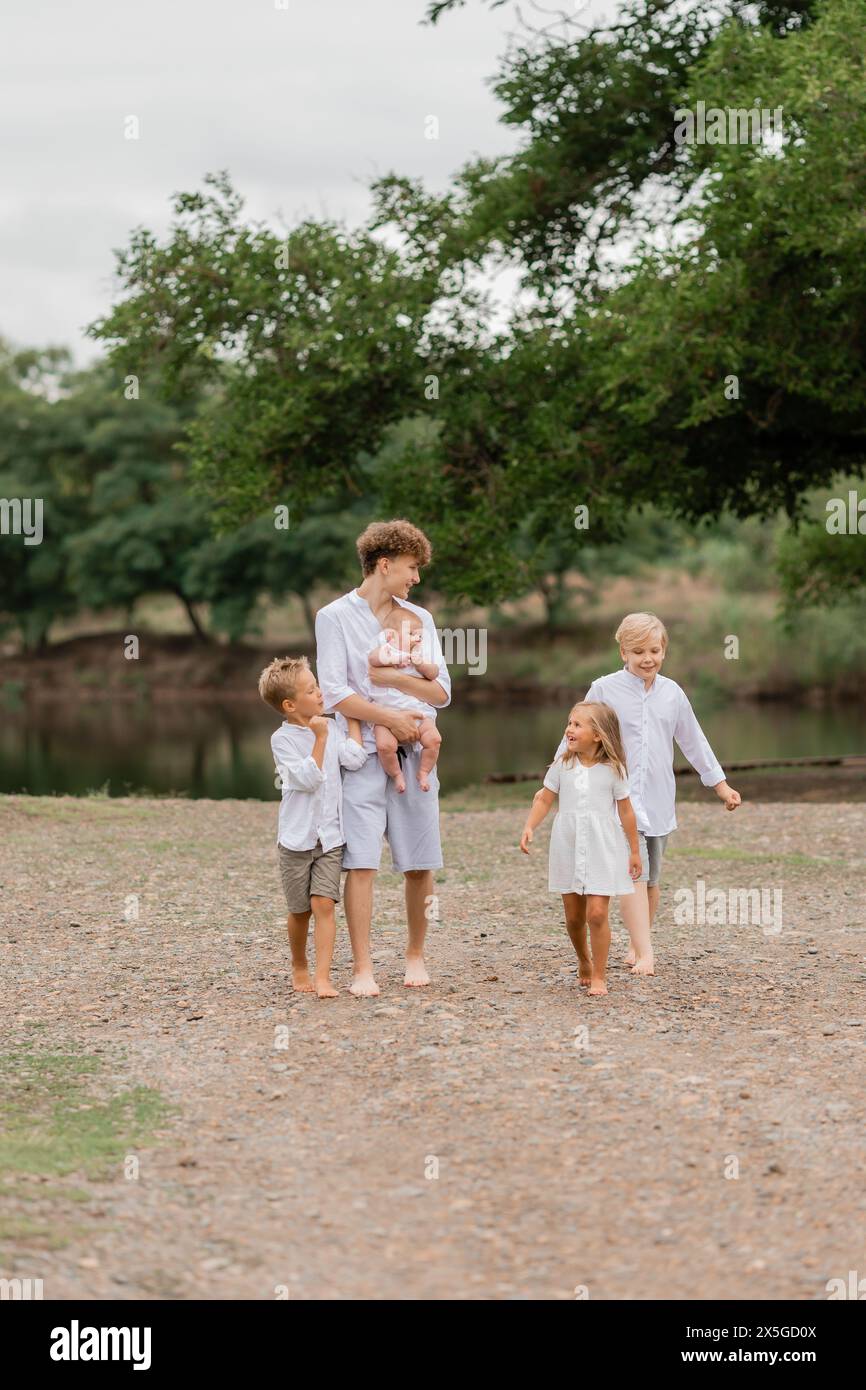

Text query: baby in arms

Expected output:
[368,610,443,792]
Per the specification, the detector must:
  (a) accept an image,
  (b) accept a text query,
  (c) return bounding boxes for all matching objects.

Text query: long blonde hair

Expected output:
[559,701,628,780]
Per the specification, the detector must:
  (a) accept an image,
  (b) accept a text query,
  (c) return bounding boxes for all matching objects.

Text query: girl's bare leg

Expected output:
[586,894,611,996]
[287,909,313,991]
[562,892,592,986]
[620,883,655,975]
[310,894,338,998]
[416,720,442,792]
[375,724,405,792]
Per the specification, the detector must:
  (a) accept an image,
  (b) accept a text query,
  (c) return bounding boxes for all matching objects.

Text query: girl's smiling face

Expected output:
[622,636,666,682]
[565,707,600,757]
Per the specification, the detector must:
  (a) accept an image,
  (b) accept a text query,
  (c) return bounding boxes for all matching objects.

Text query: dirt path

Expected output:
[2,792,865,1300]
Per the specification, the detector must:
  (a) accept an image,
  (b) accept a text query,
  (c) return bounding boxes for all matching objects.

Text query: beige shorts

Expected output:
[278,841,343,913]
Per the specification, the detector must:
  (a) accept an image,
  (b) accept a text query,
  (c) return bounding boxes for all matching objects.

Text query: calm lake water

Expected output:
[1,697,864,799]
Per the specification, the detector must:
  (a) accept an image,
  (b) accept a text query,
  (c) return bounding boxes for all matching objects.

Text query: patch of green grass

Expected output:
[0,1049,175,1183]
[666,847,845,867]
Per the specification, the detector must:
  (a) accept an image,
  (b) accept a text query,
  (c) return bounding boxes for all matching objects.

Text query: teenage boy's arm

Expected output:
[520,788,556,853]
[674,691,741,811]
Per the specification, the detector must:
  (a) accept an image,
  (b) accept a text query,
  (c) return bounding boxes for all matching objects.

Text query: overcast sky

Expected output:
[1,0,584,365]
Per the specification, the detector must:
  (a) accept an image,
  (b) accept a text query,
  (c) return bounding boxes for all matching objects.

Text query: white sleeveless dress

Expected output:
[543,756,635,896]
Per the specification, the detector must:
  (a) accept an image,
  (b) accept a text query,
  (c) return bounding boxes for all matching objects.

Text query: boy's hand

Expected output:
[628,851,642,879]
[309,715,330,738]
[519,827,533,854]
[715,781,741,811]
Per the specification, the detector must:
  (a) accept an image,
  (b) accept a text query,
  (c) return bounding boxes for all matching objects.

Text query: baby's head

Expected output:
[615,611,668,681]
[258,655,323,722]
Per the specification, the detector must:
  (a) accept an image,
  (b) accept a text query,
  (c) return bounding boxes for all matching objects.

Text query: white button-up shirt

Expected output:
[271,720,368,851]
[553,668,725,836]
[315,589,451,752]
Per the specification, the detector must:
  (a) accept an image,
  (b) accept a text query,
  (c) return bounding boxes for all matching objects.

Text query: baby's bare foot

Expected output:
[417,775,430,792]
[292,967,315,993]
[588,978,608,996]
[394,775,406,794]
[404,955,430,988]
[316,978,338,999]
[349,971,380,997]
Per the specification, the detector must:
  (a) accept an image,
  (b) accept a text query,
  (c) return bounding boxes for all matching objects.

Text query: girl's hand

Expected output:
[520,827,533,854]
[628,851,642,880]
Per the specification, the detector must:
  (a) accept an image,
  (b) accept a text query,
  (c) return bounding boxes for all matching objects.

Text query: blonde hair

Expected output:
[356,519,432,576]
[258,655,311,713]
[560,702,628,780]
[615,611,668,652]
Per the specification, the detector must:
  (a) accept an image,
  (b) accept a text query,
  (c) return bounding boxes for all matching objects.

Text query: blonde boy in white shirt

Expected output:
[259,655,367,997]
[545,612,741,975]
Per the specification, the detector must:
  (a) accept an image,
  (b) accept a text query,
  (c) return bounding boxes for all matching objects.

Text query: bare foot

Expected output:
[349,971,380,997]
[623,949,636,967]
[404,955,430,988]
[292,967,315,992]
[316,978,338,999]
[630,958,655,976]
[577,962,592,988]
[417,775,430,792]
[588,978,608,996]
[394,774,406,794]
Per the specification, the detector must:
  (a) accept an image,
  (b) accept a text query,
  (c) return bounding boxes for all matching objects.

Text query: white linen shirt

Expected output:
[553,668,725,836]
[315,589,451,752]
[271,720,368,851]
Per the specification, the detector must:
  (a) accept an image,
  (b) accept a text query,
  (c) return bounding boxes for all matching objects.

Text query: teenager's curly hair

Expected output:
[356,519,432,576]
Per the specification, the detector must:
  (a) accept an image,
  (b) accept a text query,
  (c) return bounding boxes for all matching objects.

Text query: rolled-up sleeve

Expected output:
[338,732,369,771]
[315,608,355,712]
[272,731,326,792]
[425,615,451,709]
[674,691,725,787]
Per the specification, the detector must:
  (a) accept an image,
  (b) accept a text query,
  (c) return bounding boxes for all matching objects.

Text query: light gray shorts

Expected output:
[638,832,669,886]
[278,840,343,913]
[341,743,443,873]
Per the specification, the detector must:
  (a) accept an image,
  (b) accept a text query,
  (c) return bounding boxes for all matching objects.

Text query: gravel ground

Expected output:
[1,791,865,1301]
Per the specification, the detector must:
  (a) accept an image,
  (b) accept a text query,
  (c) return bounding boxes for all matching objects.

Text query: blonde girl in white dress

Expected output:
[520,702,642,996]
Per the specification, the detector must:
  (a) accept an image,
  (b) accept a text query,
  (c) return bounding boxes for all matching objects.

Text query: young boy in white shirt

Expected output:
[259,655,368,997]
[545,612,741,975]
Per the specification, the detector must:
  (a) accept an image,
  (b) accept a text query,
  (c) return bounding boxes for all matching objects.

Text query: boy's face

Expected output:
[382,553,420,600]
[622,635,666,682]
[281,669,324,723]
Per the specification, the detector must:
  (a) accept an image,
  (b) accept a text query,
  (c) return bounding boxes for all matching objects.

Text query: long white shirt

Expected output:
[553,667,725,836]
[315,589,451,752]
[271,720,368,851]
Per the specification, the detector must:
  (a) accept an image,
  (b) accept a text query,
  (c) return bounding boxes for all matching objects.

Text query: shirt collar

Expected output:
[621,664,657,694]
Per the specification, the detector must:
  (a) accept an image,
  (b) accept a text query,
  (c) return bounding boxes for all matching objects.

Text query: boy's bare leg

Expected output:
[620,883,655,975]
[403,868,431,987]
[562,892,592,987]
[344,867,380,996]
[309,894,338,998]
[375,725,405,793]
[287,909,314,991]
[586,894,611,996]
[416,720,442,792]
